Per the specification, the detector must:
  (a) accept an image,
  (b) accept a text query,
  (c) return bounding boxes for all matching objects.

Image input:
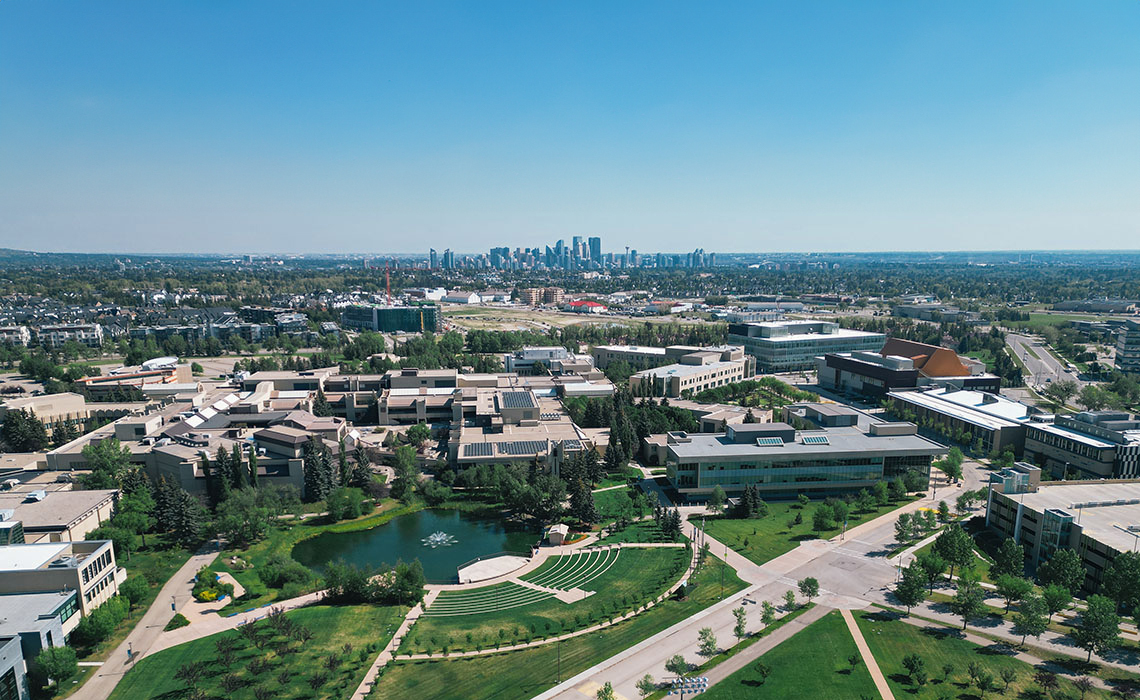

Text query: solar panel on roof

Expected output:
[755,436,785,446]
[562,440,583,451]
[802,435,830,445]
[463,443,493,457]
[540,412,561,421]
[498,440,548,456]
[501,392,536,409]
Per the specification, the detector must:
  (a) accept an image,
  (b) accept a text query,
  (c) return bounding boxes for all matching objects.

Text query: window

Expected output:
[0,668,17,700]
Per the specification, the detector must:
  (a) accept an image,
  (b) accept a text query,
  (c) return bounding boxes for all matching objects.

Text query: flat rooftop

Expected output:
[1009,481,1140,554]
[0,591,77,632]
[636,361,741,379]
[0,543,69,571]
[1030,421,1120,449]
[669,426,944,461]
[889,388,1035,431]
[594,345,668,355]
[0,489,116,530]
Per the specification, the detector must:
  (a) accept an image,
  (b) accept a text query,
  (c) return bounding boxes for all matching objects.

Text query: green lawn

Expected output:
[598,519,685,544]
[855,610,1119,699]
[593,486,638,524]
[108,604,406,700]
[700,496,917,566]
[702,610,878,700]
[371,554,745,700]
[401,547,689,654]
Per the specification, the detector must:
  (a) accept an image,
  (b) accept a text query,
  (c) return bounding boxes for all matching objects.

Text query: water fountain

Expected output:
[422,531,457,548]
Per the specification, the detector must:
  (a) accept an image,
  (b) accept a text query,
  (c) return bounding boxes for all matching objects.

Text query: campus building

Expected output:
[892,303,982,324]
[886,387,1049,457]
[817,338,1000,399]
[1117,319,1140,375]
[339,304,440,333]
[628,346,750,398]
[0,541,122,616]
[0,490,117,544]
[986,469,1140,594]
[503,346,595,376]
[1023,410,1140,479]
[660,404,944,501]
[592,344,755,375]
[728,321,885,372]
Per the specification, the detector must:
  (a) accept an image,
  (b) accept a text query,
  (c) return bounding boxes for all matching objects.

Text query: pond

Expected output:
[291,508,542,583]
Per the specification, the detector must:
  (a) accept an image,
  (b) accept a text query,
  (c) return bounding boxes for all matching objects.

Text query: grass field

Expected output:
[371,554,745,700]
[855,610,1119,699]
[108,604,406,700]
[598,520,682,544]
[702,610,878,700]
[700,496,917,566]
[403,546,689,653]
[1005,313,1102,330]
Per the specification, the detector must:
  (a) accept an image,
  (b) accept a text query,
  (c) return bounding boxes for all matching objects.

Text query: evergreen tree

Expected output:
[169,488,205,548]
[351,444,372,488]
[338,439,351,485]
[247,449,259,488]
[1,408,49,451]
[312,388,333,417]
[230,445,245,489]
[569,479,598,524]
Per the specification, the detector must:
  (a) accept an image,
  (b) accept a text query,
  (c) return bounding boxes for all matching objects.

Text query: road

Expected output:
[1006,332,1083,391]
[537,467,983,700]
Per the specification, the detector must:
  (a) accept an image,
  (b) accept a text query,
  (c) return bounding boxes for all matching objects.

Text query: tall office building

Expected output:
[588,237,602,262]
[1118,319,1140,375]
[429,249,438,269]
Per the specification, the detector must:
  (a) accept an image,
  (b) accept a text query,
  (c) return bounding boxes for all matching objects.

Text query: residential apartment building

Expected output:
[0,327,30,347]
[986,469,1139,594]
[661,408,943,501]
[34,324,104,349]
[1117,319,1140,375]
[728,321,885,372]
[1023,410,1140,479]
[519,287,565,306]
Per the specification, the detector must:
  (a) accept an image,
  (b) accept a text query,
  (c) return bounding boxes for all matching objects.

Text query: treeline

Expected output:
[692,377,818,407]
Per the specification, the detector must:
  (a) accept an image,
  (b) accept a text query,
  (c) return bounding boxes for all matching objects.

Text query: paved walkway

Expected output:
[841,608,896,700]
[350,600,427,700]
[71,550,218,700]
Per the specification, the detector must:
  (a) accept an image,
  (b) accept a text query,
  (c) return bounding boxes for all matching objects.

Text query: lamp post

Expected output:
[668,676,708,699]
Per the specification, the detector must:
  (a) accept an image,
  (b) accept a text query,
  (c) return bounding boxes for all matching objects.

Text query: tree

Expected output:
[732,606,747,642]
[569,479,598,525]
[596,682,616,700]
[949,570,987,630]
[1073,677,1095,699]
[812,504,836,531]
[312,388,333,417]
[894,513,913,543]
[389,445,419,502]
[991,538,1026,580]
[760,600,775,626]
[0,408,49,451]
[1041,584,1073,623]
[247,449,259,488]
[33,646,77,687]
[916,551,948,592]
[797,577,819,603]
[847,654,861,673]
[902,653,926,686]
[783,590,797,611]
[1037,549,1085,594]
[976,671,998,699]
[933,524,974,580]
[1044,379,1079,410]
[79,437,133,490]
[1034,670,1059,697]
[665,654,689,677]
[697,627,718,658]
[937,500,951,523]
[215,488,271,547]
[707,485,726,514]
[1012,593,1048,646]
[120,576,149,609]
[895,564,927,614]
[175,661,208,689]
[995,575,1033,612]
[636,675,656,698]
[326,486,366,522]
[1071,594,1121,662]
[1102,550,1140,615]
[998,668,1018,694]
[406,422,431,448]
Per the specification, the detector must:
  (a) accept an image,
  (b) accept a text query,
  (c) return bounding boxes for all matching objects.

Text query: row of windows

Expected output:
[84,570,116,603]
[81,549,113,585]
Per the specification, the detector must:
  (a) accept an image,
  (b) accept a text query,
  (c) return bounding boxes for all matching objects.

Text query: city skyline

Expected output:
[2,1,1138,255]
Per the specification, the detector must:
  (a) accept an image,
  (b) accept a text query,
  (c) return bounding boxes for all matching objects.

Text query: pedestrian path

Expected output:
[840,608,895,700]
[704,604,831,687]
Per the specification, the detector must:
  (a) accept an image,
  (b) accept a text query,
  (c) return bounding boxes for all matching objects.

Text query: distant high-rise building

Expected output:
[429,248,438,269]
[442,249,455,270]
[588,236,602,262]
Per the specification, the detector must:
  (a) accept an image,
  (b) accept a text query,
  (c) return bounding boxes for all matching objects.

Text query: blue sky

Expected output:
[1,1,1138,255]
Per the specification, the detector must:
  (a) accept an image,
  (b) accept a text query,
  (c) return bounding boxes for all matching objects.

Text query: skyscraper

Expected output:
[429,248,438,269]
[588,236,602,262]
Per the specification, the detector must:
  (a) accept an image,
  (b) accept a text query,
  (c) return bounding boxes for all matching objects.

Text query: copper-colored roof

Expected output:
[880,338,969,378]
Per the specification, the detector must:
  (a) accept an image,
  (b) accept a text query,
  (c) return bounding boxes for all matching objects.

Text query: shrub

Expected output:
[258,554,312,589]
[164,613,190,631]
